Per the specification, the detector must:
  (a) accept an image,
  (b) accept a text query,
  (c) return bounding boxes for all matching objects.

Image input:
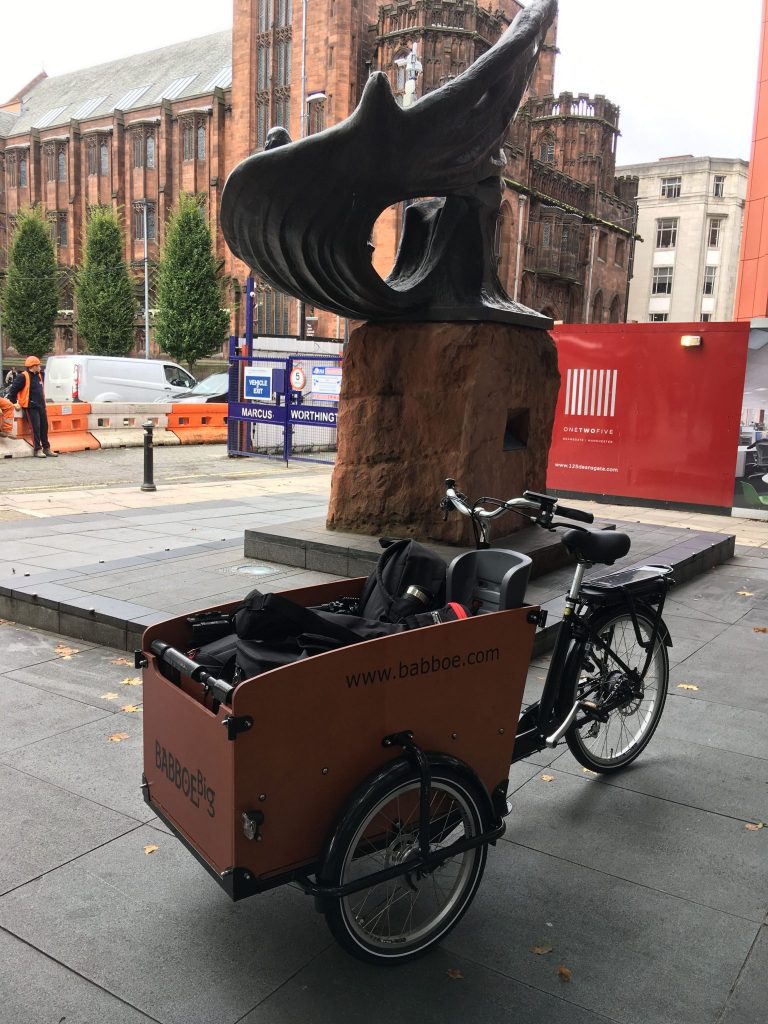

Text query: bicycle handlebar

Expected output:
[443,479,595,529]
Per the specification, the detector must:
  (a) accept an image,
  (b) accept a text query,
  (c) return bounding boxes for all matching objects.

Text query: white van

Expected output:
[44,356,197,404]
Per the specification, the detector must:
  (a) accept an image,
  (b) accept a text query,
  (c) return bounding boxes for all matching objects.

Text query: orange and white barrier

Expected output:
[166,403,228,444]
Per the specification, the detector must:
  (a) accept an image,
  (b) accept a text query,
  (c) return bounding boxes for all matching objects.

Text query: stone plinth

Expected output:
[326,321,560,544]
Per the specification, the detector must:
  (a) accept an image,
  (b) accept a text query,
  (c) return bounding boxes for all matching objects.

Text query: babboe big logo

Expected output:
[564,369,618,418]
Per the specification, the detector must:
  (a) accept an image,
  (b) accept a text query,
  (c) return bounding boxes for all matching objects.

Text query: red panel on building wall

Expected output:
[547,323,749,510]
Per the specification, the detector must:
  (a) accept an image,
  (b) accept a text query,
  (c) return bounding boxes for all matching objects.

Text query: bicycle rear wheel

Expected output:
[563,607,669,772]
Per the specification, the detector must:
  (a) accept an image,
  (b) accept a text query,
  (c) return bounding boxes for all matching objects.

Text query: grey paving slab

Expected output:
[239,944,615,1024]
[1,712,151,822]
[669,623,768,714]
[0,930,157,1024]
[3,644,141,709]
[0,622,95,671]
[0,675,111,754]
[661,691,768,760]
[664,576,763,624]
[446,841,759,1024]
[502,769,768,922]
[0,825,330,1024]
[0,763,138,895]
[720,925,768,1024]
[662,610,733,642]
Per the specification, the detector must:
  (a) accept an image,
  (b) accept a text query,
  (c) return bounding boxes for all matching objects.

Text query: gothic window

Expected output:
[652,267,673,295]
[19,154,27,187]
[146,132,156,169]
[197,123,206,161]
[591,290,603,323]
[257,43,270,91]
[614,238,626,266]
[57,148,67,181]
[258,0,270,32]
[132,131,144,168]
[597,231,608,261]
[703,266,717,296]
[58,212,68,247]
[0,157,4,193]
[274,94,291,131]
[133,202,156,241]
[276,39,292,86]
[277,0,292,27]
[308,99,325,135]
[182,122,195,161]
[539,138,555,163]
[608,295,621,323]
[655,218,677,249]
[660,176,681,199]
[256,101,268,148]
[256,286,291,335]
[87,140,98,176]
[46,146,56,181]
[541,222,552,248]
[394,50,408,93]
[100,142,109,176]
[8,154,17,187]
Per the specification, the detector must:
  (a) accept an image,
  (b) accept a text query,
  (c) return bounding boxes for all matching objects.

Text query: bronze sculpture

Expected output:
[221,0,558,326]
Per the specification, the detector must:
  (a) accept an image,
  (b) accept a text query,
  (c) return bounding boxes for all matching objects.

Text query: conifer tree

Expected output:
[1,206,59,360]
[155,194,229,368]
[76,206,136,356]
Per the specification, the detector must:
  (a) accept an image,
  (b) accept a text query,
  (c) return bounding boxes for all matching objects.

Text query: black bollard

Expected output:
[141,420,157,492]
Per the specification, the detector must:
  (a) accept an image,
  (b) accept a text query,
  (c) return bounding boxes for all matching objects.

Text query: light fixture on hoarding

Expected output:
[680,335,702,348]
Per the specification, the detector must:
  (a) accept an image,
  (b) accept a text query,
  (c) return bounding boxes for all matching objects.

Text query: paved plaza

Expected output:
[0,448,766,1023]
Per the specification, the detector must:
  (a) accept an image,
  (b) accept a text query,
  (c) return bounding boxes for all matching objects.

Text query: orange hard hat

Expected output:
[24,356,41,367]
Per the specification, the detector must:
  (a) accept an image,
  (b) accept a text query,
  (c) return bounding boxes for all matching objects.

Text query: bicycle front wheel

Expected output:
[319,763,487,964]
[563,607,669,772]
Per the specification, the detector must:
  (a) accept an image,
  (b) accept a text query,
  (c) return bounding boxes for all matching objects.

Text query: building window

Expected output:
[597,232,608,261]
[57,149,66,181]
[58,213,67,248]
[197,123,206,161]
[649,313,668,322]
[660,176,681,199]
[258,0,270,32]
[19,155,27,187]
[615,238,626,266]
[541,222,552,248]
[132,131,144,168]
[703,266,717,295]
[276,39,291,87]
[277,0,292,27]
[87,140,98,176]
[146,133,155,170]
[274,95,291,131]
[133,202,156,241]
[308,99,325,135]
[701,313,712,322]
[713,174,726,198]
[591,290,604,322]
[182,122,194,161]
[46,146,56,181]
[708,218,723,248]
[8,155,17,187]
[257,43,270,90]
[256,286,291,335]
[539,139,555,163]
[652,266,674,295]
[655,217,678,249]
[100,142,109,176]
[0,158,4,193]
[256,101,268,148]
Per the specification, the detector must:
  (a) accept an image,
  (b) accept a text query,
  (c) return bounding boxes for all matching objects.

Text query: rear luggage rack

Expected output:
[579,564,674,605]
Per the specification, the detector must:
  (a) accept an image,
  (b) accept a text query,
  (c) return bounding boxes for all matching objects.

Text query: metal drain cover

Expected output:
[231,564,277,576]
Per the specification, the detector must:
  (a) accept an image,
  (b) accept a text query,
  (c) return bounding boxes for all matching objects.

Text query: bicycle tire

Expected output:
[318,760,487,964]
[560,606,669,773]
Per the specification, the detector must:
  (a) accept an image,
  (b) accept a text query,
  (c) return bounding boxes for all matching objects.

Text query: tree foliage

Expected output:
[76,206,136,356]
[154,194,229,368]
[1,206,59,359]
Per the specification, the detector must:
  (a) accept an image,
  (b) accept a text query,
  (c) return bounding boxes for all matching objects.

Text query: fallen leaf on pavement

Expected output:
[101,692,120,701]
[737,591,754,597]
[0,618,8,625]
[112,657,132,666]
[55,644,79,659]
[753,627,768,634]
[677,684,700,691]
[745,822,765,831]
[143,844,159,855]
[582,767,597,775]
[120,704,142,714]
[121,677,142,686]
[446,968,463,980]
[108,732,129,743]
[557,965,573,983]
[531,944,554,955]
[541,774,555,782]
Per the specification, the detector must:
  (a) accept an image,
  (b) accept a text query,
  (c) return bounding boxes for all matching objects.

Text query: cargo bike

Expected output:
[139,482,674,964]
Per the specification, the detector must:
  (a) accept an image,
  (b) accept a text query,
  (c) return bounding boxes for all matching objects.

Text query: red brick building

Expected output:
[0,1,637,354]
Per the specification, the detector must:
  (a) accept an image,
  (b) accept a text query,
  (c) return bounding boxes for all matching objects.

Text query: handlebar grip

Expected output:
[150,641,234,704]
[444,478,456,489]
[556,504,594,524]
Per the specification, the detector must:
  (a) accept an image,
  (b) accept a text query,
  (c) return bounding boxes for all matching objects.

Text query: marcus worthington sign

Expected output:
[229,403,338,427]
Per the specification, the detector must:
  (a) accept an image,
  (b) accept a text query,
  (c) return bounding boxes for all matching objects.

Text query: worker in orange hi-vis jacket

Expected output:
[5,356,58,457]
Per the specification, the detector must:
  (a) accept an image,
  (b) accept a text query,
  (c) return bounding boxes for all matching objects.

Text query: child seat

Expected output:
[446,549,532,613]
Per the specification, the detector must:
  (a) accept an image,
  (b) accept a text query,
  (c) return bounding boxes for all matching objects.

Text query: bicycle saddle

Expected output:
[562,529,631,566]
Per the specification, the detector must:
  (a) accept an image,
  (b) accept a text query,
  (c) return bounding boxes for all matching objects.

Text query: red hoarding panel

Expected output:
[547,323,749,510]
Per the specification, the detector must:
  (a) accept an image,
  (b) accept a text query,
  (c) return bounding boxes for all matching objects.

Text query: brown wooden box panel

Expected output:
[142,579,537,883]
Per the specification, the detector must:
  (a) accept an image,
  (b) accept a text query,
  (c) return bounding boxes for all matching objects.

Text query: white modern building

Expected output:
[617,156,748,323]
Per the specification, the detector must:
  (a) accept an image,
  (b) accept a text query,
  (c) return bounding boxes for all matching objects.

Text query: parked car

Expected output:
[44,356,197,404]
[171,371,229,404]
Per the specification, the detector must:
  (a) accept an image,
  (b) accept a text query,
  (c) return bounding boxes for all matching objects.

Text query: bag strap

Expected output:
[374,538,412,607]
